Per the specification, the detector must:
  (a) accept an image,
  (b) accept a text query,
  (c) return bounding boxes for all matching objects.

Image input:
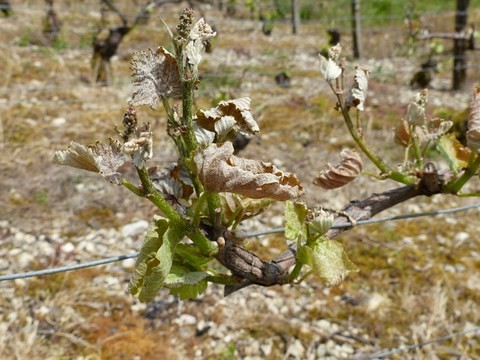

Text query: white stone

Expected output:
[17,252,34,268]
[454,232,469,243]
[174,314,197,326]
[61,242,76,253]
[52,117,66,126]
[121,257,136,270]
[122,220,149,238]
[285,339,305,359]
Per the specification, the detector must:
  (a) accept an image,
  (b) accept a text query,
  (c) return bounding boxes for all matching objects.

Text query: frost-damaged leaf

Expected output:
[437,134,471,172]
[130,47,181,109]
[313,149,362,189]
[193,122,215,147]
[308,208,335,238]
[123,123,153,168]
[220,193,273,223]
[394,118,412,147]
[129,217,184,303]
[406,89,428,126]
[195,142,303,201]
[297,240,358,287]
[423,117,453,141]
[346,66,369,111]
[466,87,480,152]
[54,141,98,172]
[149,163,194,200]
[284,201,307,241]
[184,18,216,72]
[319,55,342,82]
[54,139,126,185]
[196,97,259,141]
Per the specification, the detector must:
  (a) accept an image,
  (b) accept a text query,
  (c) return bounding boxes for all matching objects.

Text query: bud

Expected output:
[406,89,428,126]
[308,208,334,237]
[176,8,195,42]
[466,87,480,152]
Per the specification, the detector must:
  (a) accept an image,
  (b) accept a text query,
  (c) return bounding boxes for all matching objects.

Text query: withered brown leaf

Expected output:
[196,97,259,141]
[313,149,362,189]
[345,67,369,111]
[54,139,126,184]
[466,87,480,151]
[195,142,303,201]
[130,47,182,109]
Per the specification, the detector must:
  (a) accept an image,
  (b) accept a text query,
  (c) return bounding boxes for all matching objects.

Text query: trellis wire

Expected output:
[366,325,480,359]
[0,202,479,282]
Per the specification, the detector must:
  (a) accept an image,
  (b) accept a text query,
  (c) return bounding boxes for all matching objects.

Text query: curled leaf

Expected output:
[319,55,342,82]
[130,47,182,109]
[307,208,335,237]
[328,43,342,61]
[184,18,216,73]
[220,193,273,223]
[346,66,369,111]
[284,201,308,241]
[437,133,472,172]
[54,139,126,184]
[393,118,412,147]
[165,265,208,300]
[196,97,259,140]
[193,122,215,147]
[123,123,153,168]
[129,217,184,303]
[195,142,303,201]
[313,149,362,189]
[466,87,480,151]
[406,89,428,126]
[423,117,453,141]
[149,163,194,200]
[297,240,358,287]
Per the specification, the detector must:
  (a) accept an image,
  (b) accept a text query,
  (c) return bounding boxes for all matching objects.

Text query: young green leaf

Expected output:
[307,208,334,238]
[220,193,274,224]
[297,240,358,286]
[129,217,185,303]
[165,265,208,286]
[284,201,307,241]
[168,278,208,300]
[437,134,471,172]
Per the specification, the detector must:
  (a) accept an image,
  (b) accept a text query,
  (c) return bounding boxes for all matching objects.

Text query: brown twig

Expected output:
[220,164,445,296]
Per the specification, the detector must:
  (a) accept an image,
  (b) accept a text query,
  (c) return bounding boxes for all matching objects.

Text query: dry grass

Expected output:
[1,1,480,359]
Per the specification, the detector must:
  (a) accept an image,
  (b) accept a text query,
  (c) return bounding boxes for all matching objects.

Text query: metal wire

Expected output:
[0,253,139,281]
[366,325,480,359]
[0,202,479,282]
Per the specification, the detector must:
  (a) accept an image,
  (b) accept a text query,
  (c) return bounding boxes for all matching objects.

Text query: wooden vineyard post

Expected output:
[453,0,470,90]
[351,0,362,59]
[291,0,300,35]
